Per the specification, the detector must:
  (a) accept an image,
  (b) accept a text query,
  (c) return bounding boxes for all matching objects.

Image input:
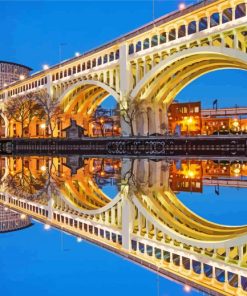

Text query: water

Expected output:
[1,155,247,296]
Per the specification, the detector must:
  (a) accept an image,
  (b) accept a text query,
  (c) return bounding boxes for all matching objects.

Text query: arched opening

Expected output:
[151,35,158,47]
[136,41,142,52]
[222,7,232,23]
[168,28,176,41]
[199,17,208,31]
[160,32,167,44]
[178,25,186,38]
[210,12,220,27]
[129,44,134,55]
[59,81,120,138]
[143,38,150,50]
[188,21,196,35]
[235,3,246,19]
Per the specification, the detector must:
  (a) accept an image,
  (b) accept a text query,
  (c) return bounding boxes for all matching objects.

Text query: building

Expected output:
[0,61,32,89]
[168,102,201,135]
[0,205,32,232]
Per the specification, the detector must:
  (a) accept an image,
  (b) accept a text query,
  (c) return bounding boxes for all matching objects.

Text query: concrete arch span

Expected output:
[131,47,247,102]
[130,47,247,135]
[59,80,120,114]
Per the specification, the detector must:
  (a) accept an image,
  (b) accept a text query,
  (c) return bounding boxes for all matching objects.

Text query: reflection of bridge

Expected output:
[0,0,247,137]
[1,158,247,295]
[204,178,247,188]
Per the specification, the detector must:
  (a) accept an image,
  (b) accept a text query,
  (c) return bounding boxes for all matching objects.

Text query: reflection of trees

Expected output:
[3,157,54,203]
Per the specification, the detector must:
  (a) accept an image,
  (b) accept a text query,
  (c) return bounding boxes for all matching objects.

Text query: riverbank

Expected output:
[0,135,246,156]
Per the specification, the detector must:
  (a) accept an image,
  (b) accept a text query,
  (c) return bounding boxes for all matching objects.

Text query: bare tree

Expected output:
[119,98,142,136]
[5,94,43,137]
[33,90,62,138]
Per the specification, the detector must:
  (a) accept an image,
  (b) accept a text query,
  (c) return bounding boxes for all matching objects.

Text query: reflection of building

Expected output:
[0,61,32,89]
[0,205,32,232]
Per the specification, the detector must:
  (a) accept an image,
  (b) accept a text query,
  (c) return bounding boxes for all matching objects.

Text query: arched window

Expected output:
[178,25,186,38]
[143,38,150,49]
[92,59,96,67]
[82,63,86,70]
[97,57,102,66]
[168,28,176,41]
[60,71,63,79]
[199,17,208,31]
[109,52,114,61]
[129,44,134,55]
[64,70,67,77]
[56,73,59,80]
[103,54,108,64]
[210,12,220,27]
[73,66,76,74]
[188,21,196,34]
[160,32,167,44]
[87,61,91,69]
[222,7,232,23]
[77,64,81,72]
[136,41,142,52]
[68,68,72,75]
[115,49,119,59]
[235,3,246,19]
[151,35,158,47]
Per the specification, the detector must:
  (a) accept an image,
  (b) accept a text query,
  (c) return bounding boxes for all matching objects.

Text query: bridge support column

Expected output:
[119,43,132,136]
[122,196,135,250]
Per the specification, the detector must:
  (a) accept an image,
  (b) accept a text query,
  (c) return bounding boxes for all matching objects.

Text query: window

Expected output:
[143,38,150,49]
[160,32,167,44]
[168,28,176,41]
[210,12,220,27]
[199,17,208,31]
[129,44,134,54]
[178,25,186,38]
[136,41,142,52]
[151,35,158,47]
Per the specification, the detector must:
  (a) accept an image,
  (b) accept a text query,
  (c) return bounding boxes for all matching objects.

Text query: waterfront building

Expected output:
[0,61,32,89]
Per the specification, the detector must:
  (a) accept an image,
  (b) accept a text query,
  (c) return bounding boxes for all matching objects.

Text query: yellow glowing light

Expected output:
[43,64,49,70]
[232,120,239,128]
[40,165,46,172]
[187,117,193,124]
[19,75,25,80]
[20,214,26,220]
[40,123,46,129]
[179,3,186,10]
[183,285,191,293]
[100,118,104,124]
[233,168,241,175]
[44,224,51,230]
[187,170,195,178]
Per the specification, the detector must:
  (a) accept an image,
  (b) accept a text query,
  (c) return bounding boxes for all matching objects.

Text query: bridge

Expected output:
[202,107,247,117]
[1,156,247,295]
[0,0,247,138]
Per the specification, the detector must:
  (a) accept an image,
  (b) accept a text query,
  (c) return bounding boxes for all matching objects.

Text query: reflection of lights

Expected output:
[20,214,26,220]
[183,285,191,293]
[179,3,186,10]
[186,170,195,178]
[44,224,51,230]
[77,237,82,243]
[232,120,239,128]
[40,165,46,172]
[100,171,106,177]
[100,118,104,124]
[233,167,241,175]
[187,117,193,124]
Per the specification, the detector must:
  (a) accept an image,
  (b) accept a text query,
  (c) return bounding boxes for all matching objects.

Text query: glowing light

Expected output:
[232,120,239,128]
[4,207,8,211]
[183,285,191,293]
[40,165,46,172]
[44,224,51,230]
[179,3,186,10]
[75,52,80,57]
[233,167,241,175]
[3,83,7,87]
[40,123,46,129]
[20,214,26,220]
[187,117,193,124]
[43,64,49,70]
[77,237,82,242]
[19,74,25,80]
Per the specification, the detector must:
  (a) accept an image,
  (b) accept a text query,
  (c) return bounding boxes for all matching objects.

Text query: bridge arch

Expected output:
[131,46,247,103]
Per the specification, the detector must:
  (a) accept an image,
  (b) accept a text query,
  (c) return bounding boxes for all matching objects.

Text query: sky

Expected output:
[1,0,247,108]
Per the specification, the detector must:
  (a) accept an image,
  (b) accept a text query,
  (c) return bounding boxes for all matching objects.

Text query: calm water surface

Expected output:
[1,156,247,296]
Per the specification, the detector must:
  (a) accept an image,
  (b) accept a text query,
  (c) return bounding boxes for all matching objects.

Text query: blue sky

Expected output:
[1,1,247,108]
